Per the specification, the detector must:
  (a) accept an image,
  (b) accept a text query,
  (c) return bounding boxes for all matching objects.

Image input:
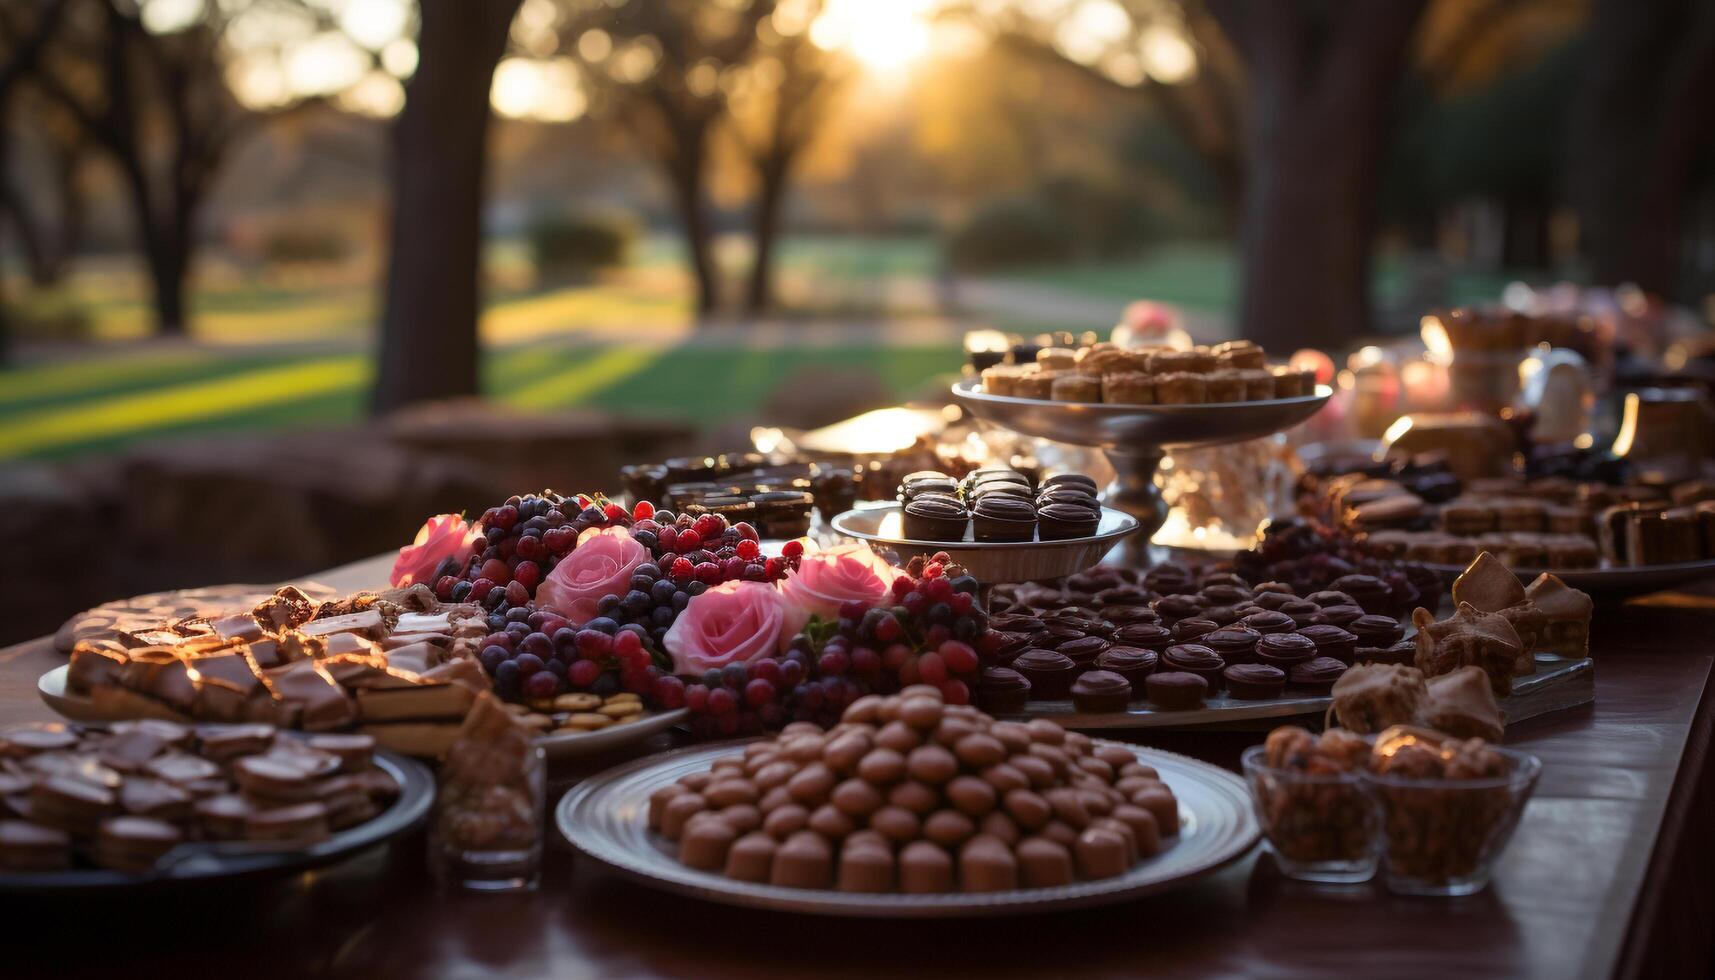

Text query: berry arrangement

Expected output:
[441,491,813,716]
[677,553,992,739]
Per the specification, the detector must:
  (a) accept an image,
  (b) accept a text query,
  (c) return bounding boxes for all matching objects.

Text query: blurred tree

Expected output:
[0,0,69,362]
[1207,0,1428,351]
[560,0,777,318]
[373,0,521,414]
[1573,0,1715,298]
[23,0,259,337]
[724,15,847,313]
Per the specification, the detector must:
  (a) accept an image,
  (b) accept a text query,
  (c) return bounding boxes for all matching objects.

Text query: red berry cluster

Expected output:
[432,491,630,609]
[630,508,804,586]
[679,553,993,739]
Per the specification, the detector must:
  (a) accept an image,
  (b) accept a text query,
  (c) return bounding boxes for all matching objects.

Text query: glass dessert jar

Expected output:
[1242,744,1381,884]
[1363,745,1541,897]
[430,697,547,891]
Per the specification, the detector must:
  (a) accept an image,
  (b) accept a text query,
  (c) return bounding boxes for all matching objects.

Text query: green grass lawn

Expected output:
[0,343,964,461]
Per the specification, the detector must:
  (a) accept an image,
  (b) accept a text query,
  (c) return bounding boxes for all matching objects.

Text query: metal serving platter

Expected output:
[38,664,686,762]
[0,728,434,893]
[950,378,1335,451]
[1015,655,1593,732]
[830,504,1137,583]
[1423,559,1715,599]
[556,740,1257,917]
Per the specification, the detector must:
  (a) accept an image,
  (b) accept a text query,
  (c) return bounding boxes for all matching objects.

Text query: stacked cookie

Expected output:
[979,340,1314,406]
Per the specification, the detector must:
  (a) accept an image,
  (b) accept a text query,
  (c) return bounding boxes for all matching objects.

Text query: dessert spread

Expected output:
[0,721,397,874]
[893,468,1104,542]
[979,339,1313,405]
[649,687,1180,892]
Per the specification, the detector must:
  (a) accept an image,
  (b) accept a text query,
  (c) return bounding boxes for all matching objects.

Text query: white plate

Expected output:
[39,664,686,761]
[831,504,1137,583]
[556,741,1258,917]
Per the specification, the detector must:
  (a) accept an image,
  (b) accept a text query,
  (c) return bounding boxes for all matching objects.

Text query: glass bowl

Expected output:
[1363,746,1541,896]
[1241,744,1381,884]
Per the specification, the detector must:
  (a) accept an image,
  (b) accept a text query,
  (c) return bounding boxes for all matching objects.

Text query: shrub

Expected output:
[260,224,353,265]
[943,198,1075,272]
[528,212,635,282]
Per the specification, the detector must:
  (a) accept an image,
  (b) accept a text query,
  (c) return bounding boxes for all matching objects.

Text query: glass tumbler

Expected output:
[429,740,546,892]
[1242,745,1381,884]
[1365,747,1541,897]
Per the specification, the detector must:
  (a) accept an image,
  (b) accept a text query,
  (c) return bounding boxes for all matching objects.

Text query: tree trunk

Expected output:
[114,159,189,336]
[1214,0,1428,351]
[745,155,788,314]
[372,0,520,415]
[668,152,720,319]
[1574,0,1715,297]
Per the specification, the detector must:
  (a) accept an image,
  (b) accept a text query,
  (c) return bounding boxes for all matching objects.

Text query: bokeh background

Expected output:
[2,0,1713,641]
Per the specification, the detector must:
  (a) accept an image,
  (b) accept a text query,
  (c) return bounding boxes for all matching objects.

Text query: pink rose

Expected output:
[390,514,482,587]
[535,526,648,625]
[664,580,785,675]
[776,543,902,642]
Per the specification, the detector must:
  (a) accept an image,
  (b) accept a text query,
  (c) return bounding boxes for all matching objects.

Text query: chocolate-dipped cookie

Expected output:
[1037,502,1099,541]
[1070,670,1132,713]
[1011,649,1079,700]
[1222,663,1285,700]
[1162,644,1225,690]
[1094,647,1156,689]
[1240,610,1296,635]
[1297,624,1358,666]
[977,667,1032,714]
[1255,632,1317,670]
[1144,671,1207,711]
[1202,626,1261,665]
[1113,623,1172,652]
[1287,656,1347,695]
[1170,617,1221,643]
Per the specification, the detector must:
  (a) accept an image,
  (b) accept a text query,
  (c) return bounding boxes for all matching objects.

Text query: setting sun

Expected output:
[810,0,936,74]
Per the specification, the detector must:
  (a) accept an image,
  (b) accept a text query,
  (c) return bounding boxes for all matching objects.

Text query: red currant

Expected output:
[468,578,497,602]
[744,678,775,708]
[735,539,761,561]
[671,557,694,580]
[632,500,655,521]
[604,502,627,521]
[939,679,970,706]
[781,539,804,558]
[917,651,948,685]
[693,514,726,541]
[684,684,710,712]
[433,575,459,600]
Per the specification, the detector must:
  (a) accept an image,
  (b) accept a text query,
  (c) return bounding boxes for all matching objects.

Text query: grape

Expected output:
[524,671,560,700]
[707,687,737,716]
[745,678,776,708]
[479,645,508,674]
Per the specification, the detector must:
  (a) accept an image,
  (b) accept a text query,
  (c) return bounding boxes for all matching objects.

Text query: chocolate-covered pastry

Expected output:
[1296,624,1357,666]
[902,495,969,542]
[1057,635,1111,668]
[1327,664,1427,734]
[1306,590,1357,609]
[1524,573,1592,658]
[1011,650,1079,699]
[1240,610,1295,635]
[1277,599,1323,628]
[1143,564,1198,596]
[1249,589,1296,611]
[1357,639,1418,666]
[977,668,1032,715]
[1113,623,1173,652]
[1419,666,1504,742]
[1202,626,1261,665]
[899,471,958,501]
[1103,606,1159,626]
[1329,574,1393,615]
[1036,502,1100,541]
[1255,632,1316,670]
[1170,617,1221,643]
[1287,656,1346,695]
[1315,604,1365,629]
[1199,584,1253,608]
[1040,473,1099,494]
[1161,644,1225,689]
[1223,663,1285,700]
[1154,594,1207,625]
[1144,671,1207,710]
[1070,671,1132,713]
[1095,647,1156,689]
[971,495,1037,542]
[1348,614,1404,649]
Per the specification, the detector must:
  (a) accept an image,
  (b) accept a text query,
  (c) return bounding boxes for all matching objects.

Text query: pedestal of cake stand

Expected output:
[950,379,1335,566]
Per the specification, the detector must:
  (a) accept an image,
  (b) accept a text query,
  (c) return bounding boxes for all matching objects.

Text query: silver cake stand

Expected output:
[951,379,1334,563]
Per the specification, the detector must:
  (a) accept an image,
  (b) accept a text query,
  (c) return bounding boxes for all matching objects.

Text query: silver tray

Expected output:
[1015,655,1593,731]
[830,504,1137,582]
[556,741,1258,917]
[0,729,434,893]
[38,664,686,762]
[950,378,1334,451]
[1422,559,1715,598]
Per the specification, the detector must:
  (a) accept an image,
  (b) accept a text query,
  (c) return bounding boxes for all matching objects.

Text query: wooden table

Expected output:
[3,556,1712,980]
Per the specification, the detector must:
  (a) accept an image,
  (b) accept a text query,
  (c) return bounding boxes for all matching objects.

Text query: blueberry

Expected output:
[704,669,726,690]
[506,607,531,624]
[926,602,953,625]
[623,590,652,614]
[552,627,578,650]
[721,663,748,689]
[655,509,676,524]
[486,613,507,633]
[636,563,660,580]
[586,617,620,635]
[591,672,619,696]
[494,660,520,686]
[652,606,676,628]
[479,646,508,673]
[686,580,708,597]
[633,530,658,552]
[949,574,980,595]
[520,632,553,658]
[651,579,677,604]
[598,594,621,614]
[544,658,567,679]
[672,591,690,610]
[629,575,654,593]
[619,623,649,641]
[505,622,531,643]
[514,653,544,675]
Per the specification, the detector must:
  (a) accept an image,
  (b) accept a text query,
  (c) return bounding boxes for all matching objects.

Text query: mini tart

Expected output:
[1095,647,1156,690]
[976,667,1031,715]
[1070,670,1133,713]
[1010,649,1080,700]
[1037,502,1100,541]
[1205,369,1247,403]
[902,495,969,542]
[1236,369,1274,399]
[1154,372,1208,404]
[1050,373,1104,403]
[1222,663,1285,700]
[1102,371,1156,405]
[1287,656,1348,695]
[971,495,1037,543]
[1144,671,1207,711]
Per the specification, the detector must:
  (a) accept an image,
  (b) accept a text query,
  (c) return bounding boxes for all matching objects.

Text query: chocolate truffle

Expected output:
[1070,670,1132,713]
[1144,671,1208,711]
[1223,663,1286,700]
[1161,644,1225,689]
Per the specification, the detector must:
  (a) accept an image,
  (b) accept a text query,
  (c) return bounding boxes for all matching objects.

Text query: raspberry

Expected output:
[891,576,914,598]
[764,557,784,579]
[925,577,954,602]
[923,561,944,579]
[604,502,627,521]
[632,500,655,521]
[671,557,694,580]
[781,539,804,558]
[735,538,761,561]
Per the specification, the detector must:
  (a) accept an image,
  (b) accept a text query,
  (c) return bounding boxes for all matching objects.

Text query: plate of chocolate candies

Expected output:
[555,687,1258,917]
